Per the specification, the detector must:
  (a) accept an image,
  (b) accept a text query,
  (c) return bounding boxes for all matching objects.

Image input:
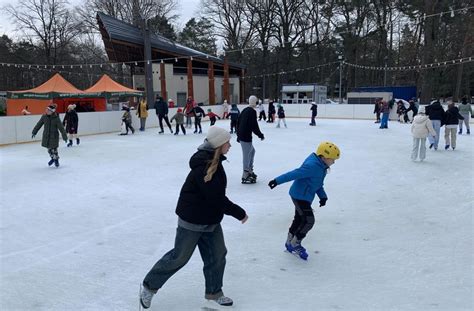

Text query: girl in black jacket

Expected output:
[443,103,464,150]
[140,127,248,309]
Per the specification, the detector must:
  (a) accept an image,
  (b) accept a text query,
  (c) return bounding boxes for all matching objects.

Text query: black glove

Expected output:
[471,115,474,118]
[31,134,35,139]
[260,134,265,141]
[319,198,327,207]
[268,179,277,189]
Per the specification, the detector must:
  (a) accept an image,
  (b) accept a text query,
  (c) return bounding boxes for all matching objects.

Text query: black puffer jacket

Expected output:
[426,102,445,121]
[176,143,246,225]
[444,106,464,125]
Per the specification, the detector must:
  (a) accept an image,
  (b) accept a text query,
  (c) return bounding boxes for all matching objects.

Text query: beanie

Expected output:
[248,95,258,107]
[206,126,231,149]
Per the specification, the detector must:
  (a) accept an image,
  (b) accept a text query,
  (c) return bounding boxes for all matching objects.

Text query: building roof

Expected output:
[97,12,245,69]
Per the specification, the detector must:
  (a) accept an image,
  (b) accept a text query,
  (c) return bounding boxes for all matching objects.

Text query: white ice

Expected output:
[1,118,473,310]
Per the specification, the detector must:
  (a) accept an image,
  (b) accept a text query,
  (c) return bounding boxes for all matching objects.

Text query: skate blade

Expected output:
[284,250,308,261]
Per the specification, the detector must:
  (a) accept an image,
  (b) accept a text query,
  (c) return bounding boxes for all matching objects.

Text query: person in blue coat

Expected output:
[268,141,340,260]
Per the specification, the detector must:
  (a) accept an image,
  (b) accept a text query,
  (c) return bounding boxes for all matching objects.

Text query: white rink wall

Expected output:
[1,104,469,145]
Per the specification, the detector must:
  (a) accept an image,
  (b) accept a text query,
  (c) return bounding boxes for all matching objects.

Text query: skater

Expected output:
[63,104,80,147]
[379,100,390,129]
[257,100,266,121]
[425,99,445,150]
[267,101,276,123]
[168,98,175,108]
[154,96,173,134]
[184,97,195,128]
[237,95,264,183]
[443,102,464,150]
[170,108,186,135]
[120,105,135,135]
[396,100,409,123]
[139,126,248,309]
[193,104,205,133]
[309,102,317,126]
[31,104,68,167]
[222,99,229,119]
[458,97,472,134]
[373,99,381,123]
[405,99,418,122]
[206,109,221,126]
[22,105,31,115]
[268,141,340,260]
[411,107,436,161]
[137,96,149,131]
[229,103,240,134]
[276,104,287,128]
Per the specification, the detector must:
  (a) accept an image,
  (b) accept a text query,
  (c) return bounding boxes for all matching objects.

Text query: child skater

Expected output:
[193,104,205,133]
[31,104,68,167]
[63,104,80,146]
[309,102,317,126]
[411,107,436,161]
[229,103,240,134]
[170,108,186,135]
[268,141,340,260]
[139,126,248,309]
[120,105,135,135]
[276,104,287,128]
[206,109,221,125]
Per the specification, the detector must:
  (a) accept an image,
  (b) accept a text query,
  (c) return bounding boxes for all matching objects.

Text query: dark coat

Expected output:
[237,106,264,142]
[229,106,240,121]
[32,113,67,149]
[63,110,79,133]
[426,102,445,121]
[154,99,168,115]
[277,106,285,118]
[175,144,246,225]
[311,104,318,116]
[268,103,276,114]
[444,106,464,125]
[193,106,205,118]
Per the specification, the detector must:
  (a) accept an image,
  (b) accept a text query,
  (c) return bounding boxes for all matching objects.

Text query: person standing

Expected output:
[229,103,240,134]
[193,104,205,134]
[267,101,276,123]
[170,108,186,135]
[309,102,317,126]
[268,141,340,260]
[411,107,436,161]
[257,100,266,121]
[405,99,418,123]
[31,104,68,167]
[379,100,390,129]
[222,99,229,119]
[154,96,173,134]
[237,95,264,184]
[184,97,195,128]
[373,98,381,123]
[137,97,149,131]
[425,99,445,150]
[63,104,80,147]
[139,127,248,309]
[276,104,287,128]
[458,97,472,134]
[444,102,464,150]
[120,105,135,135]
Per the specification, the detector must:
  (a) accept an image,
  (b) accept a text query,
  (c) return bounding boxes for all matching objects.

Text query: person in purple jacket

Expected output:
[268,141,340,260]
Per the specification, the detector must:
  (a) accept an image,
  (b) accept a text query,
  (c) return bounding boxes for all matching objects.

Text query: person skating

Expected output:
[206,109,221,126]
[276,104,287,128]
[268,141,340,260]
[458,97,473,134]
[154,96,173,134]
[139,126,248,309]
[443,102,464,150]
[137,96,149,131]
[373,99,381,123]
[405,99,418,123]
[170,108,186,135]
[379,100,390,129]
[257,100,266,121]
[425,99,445,150]
[310,102,317,126]
[267,101,276,123]
[229,103,240,134]
[237,95,264,183]
[222,99,229,119]
[63,104,80,147]
[193,105,205,133]
[411,107,436,161]
[120,105,135,135]
[184,97,195,128]
[31,104,68,167]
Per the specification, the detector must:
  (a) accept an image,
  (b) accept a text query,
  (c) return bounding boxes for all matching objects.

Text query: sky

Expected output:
[1,117,472,310]
[0,0,200,39]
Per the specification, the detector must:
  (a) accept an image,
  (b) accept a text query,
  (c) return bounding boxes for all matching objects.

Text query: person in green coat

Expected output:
[32,104,68,167]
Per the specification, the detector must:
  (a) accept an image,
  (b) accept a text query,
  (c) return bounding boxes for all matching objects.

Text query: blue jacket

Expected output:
[275,153,328,203]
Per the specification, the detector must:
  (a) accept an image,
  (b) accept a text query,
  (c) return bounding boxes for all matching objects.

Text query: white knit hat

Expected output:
[206,126,231,148]
[248,95,258,107]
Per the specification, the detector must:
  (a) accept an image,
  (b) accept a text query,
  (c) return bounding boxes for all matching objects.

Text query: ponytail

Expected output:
[204,147,223,182]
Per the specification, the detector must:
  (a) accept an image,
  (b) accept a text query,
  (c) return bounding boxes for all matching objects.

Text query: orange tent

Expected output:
[84,74,143,98]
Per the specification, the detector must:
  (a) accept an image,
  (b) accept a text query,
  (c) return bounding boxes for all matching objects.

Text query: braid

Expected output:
[204,147,222,182]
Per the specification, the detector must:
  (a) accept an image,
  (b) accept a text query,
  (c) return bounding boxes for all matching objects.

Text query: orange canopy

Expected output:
[84,74,143,98]
[8,73,85,99]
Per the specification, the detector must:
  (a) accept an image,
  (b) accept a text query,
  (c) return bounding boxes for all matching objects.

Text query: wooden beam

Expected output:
[223,56,229,103]
[187,58,194,99]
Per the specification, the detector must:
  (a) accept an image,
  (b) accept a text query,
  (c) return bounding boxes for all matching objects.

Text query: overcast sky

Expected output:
[0,0,200,39]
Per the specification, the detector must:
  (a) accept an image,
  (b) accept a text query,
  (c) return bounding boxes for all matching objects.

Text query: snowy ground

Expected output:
[1,118,473,311]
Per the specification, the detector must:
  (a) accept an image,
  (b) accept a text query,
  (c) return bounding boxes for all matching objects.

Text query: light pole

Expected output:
[338,55,343,104]
[295,82,299,104]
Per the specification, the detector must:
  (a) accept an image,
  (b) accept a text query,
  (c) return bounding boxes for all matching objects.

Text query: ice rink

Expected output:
[1,118,473,310]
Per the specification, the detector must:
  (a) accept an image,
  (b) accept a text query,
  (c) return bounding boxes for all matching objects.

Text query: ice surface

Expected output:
[1,118,472,310]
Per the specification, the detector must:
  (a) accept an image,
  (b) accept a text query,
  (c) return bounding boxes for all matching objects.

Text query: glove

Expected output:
[471,115,474,118]
[260,134,265,141]
[268,179,277,189]
[319,198,327,207]
[31,134,35,139]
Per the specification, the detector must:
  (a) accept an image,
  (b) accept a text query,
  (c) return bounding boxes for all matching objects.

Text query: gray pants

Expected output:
[411,137,427,161]
[444,127,457,148]
[140,118,146,130]
[240,141,255,176]
[428,120,441,149]
[459,113,470,132]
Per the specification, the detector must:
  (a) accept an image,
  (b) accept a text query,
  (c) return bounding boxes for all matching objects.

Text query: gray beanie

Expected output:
[248,95,258,107]
[206,126,231,148]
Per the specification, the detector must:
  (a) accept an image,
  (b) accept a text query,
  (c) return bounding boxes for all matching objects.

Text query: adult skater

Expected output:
[267,101,276,123]
[184,97,195,128]
[63,104,79,147]
[222,99,229,119]
[309,102,317,126]
[139,126,248,309]
[411,107,436,161]
[379,100,390,129]
[257,100,266,121]
[229,103,240,134]
[373,98,381,123]
[154,96,173,134]
[444,102,464,150]
[237,95,264,183]
[458,97,472,134]
[425,99,445,150]
[193,104,205,134]
[136,97,149,131]
[268,141,340,260]
[405,99,418,122]
[32,104,67,167]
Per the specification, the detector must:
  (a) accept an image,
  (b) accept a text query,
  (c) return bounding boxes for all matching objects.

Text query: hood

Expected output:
[430,102,442,110]
[413,114,429,124]
[189,142,226,169]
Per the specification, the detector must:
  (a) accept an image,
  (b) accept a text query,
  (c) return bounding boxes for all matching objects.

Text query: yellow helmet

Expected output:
[316,141,340,160]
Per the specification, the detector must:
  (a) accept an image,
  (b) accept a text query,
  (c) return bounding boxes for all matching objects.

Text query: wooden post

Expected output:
[160,61,167,100]
[223,56,230,103]
[208,61,215,105]
[240,69,245,104]
[187,58,194,99]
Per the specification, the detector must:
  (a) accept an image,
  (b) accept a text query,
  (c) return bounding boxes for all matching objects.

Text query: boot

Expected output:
[48,159,55,166]
[445,145,450,150]
[285,233,294,252]
[67,140,73,147]
[458,129,462,134]
[467,129,470,135]
[76,138,80,145]
[54,159,59,167]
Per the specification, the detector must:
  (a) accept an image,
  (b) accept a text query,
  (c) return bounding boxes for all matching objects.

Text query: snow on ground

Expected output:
[1,118,472,311]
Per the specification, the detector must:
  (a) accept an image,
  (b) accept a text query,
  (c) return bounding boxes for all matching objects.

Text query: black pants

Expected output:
[210,117,217,125]
[194,117,202,132]
[230,120,237,132]
[175,124,186,134]
[125,121,134,134]
[259,111,266,121]
[267,113,274,123]
[289,198,315,241]
[311,114,317,125]
[158,114,172,132]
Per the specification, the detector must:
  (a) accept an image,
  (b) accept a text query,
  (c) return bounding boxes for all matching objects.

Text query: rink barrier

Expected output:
[0,104,469,145]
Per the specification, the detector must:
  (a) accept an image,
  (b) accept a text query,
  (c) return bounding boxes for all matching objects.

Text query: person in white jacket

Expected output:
[411,107,436,161]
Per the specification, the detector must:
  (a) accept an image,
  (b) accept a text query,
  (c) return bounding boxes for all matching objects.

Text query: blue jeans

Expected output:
[380,113,389,128]
[428,120,441,148]
[143,225,227,296]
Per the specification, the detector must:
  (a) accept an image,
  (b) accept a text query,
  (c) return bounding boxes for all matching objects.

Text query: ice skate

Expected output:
[67,140,73,147]
[76,138,80,145]
[205,292,233,306]
[286,242,308,260]
[241,175,256,184]
[139,284,156,309]
[54,159,59,168]
[48,159,55,166]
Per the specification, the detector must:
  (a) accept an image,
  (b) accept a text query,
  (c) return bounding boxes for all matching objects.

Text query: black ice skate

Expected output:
[241,175,256,184]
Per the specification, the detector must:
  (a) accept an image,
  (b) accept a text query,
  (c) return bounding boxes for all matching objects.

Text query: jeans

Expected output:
[428,120,441,148]
[380,112,389,128]
[143,225,227,296]
[240,141,255,176]
[411,137,427,161]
